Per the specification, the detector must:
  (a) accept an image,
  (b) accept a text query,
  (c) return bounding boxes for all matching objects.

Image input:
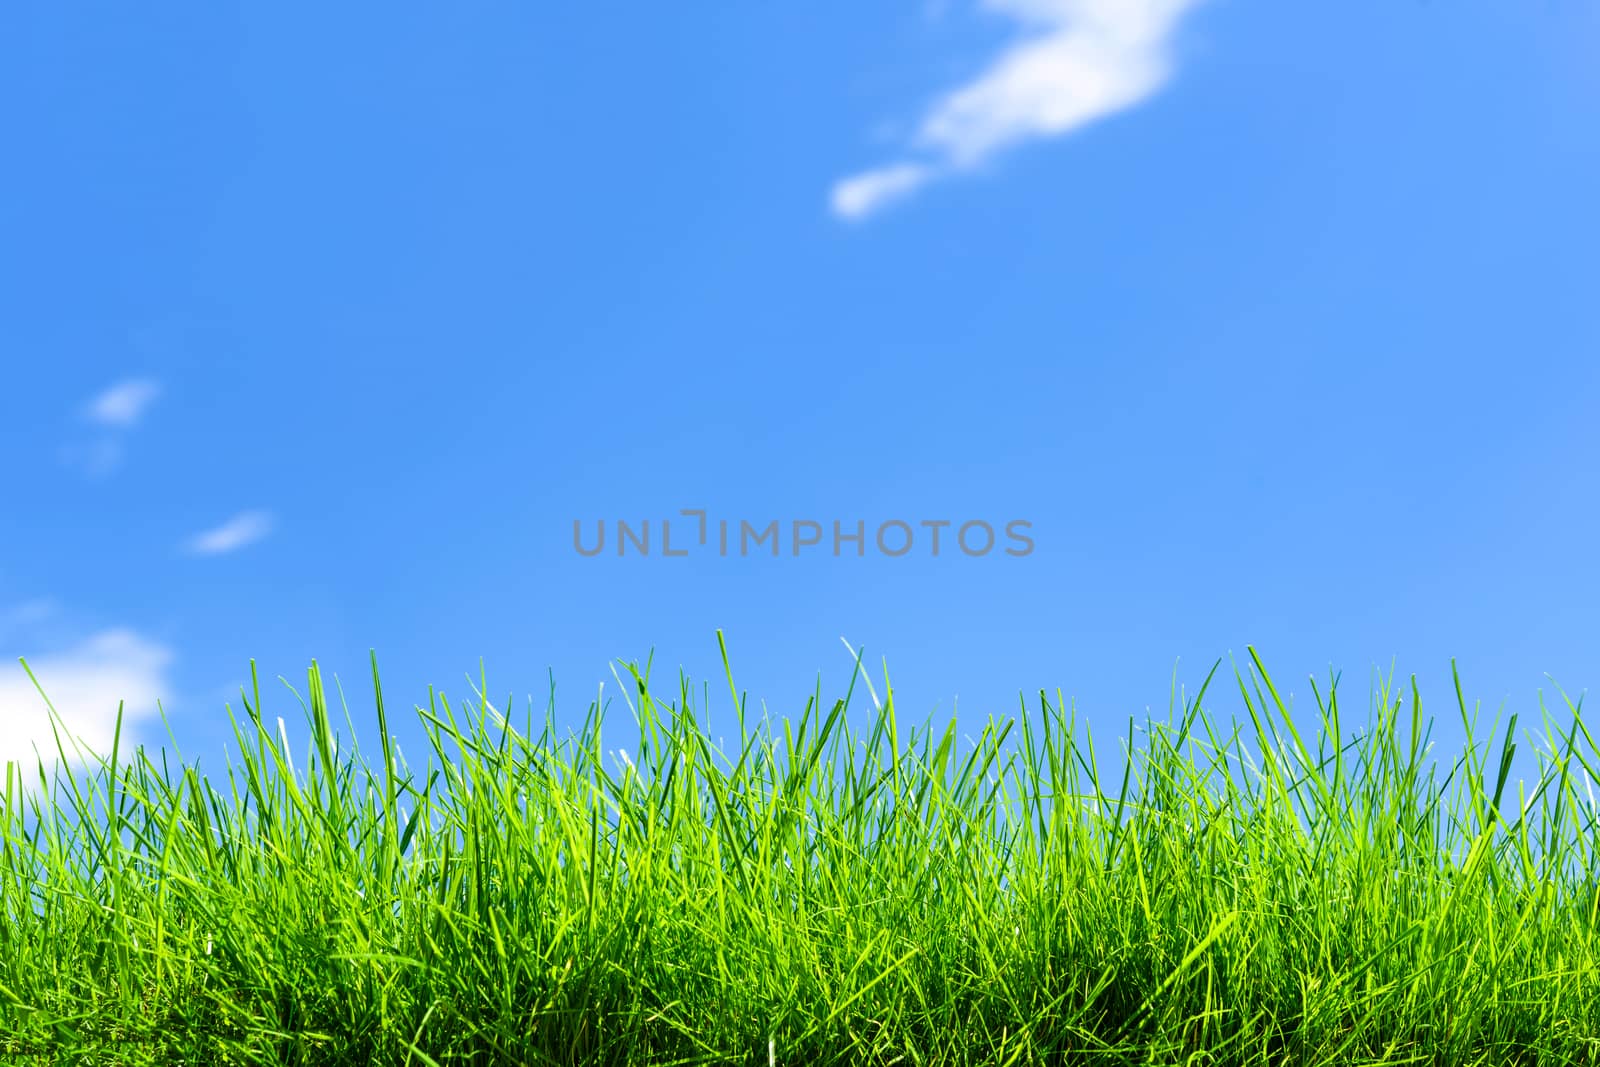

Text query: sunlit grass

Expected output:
[3,633,1599,1065]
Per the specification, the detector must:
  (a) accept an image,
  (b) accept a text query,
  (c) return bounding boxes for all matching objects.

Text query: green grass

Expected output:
[4,633,1600,1065]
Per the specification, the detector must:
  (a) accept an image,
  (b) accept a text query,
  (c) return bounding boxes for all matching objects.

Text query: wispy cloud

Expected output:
[60,438,126,479]
[0,600,57,643]
[0,629,173,772]
[63,378,162,477]
[831,0,1206,219]
[86,379,161,428]
[184,511,274,556]
[831,164,935,221]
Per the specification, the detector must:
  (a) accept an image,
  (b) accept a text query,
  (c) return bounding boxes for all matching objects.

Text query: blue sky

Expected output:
[3,1,1598,784]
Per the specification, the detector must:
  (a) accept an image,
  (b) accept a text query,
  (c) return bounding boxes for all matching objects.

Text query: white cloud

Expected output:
[831,164,935,221]
[86,379,161,428]
[0,629,173,773]
[64,378,161,477]
[830,0,1205,219]
[184,511,274,556]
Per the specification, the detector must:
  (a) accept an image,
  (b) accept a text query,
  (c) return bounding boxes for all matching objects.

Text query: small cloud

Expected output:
[0,629,173,773]
[831,0,1206,219]
[64,378,161,477]
[86,379,161,428]
[830,164,934,221]
[185,511,275,556]
[60,437,126,479]
[0,599,57,641]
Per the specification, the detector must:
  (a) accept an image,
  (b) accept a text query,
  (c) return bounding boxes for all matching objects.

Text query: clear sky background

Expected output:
[2,1,1597,785]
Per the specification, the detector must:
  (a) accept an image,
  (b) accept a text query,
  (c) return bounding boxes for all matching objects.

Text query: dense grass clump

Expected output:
[4,635,1600,1065]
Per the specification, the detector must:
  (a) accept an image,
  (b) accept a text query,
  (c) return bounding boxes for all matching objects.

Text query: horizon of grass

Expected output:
[3,633,1600,1065]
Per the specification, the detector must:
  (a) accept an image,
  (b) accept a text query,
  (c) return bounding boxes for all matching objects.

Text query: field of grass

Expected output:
[4,634,1600,1065]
